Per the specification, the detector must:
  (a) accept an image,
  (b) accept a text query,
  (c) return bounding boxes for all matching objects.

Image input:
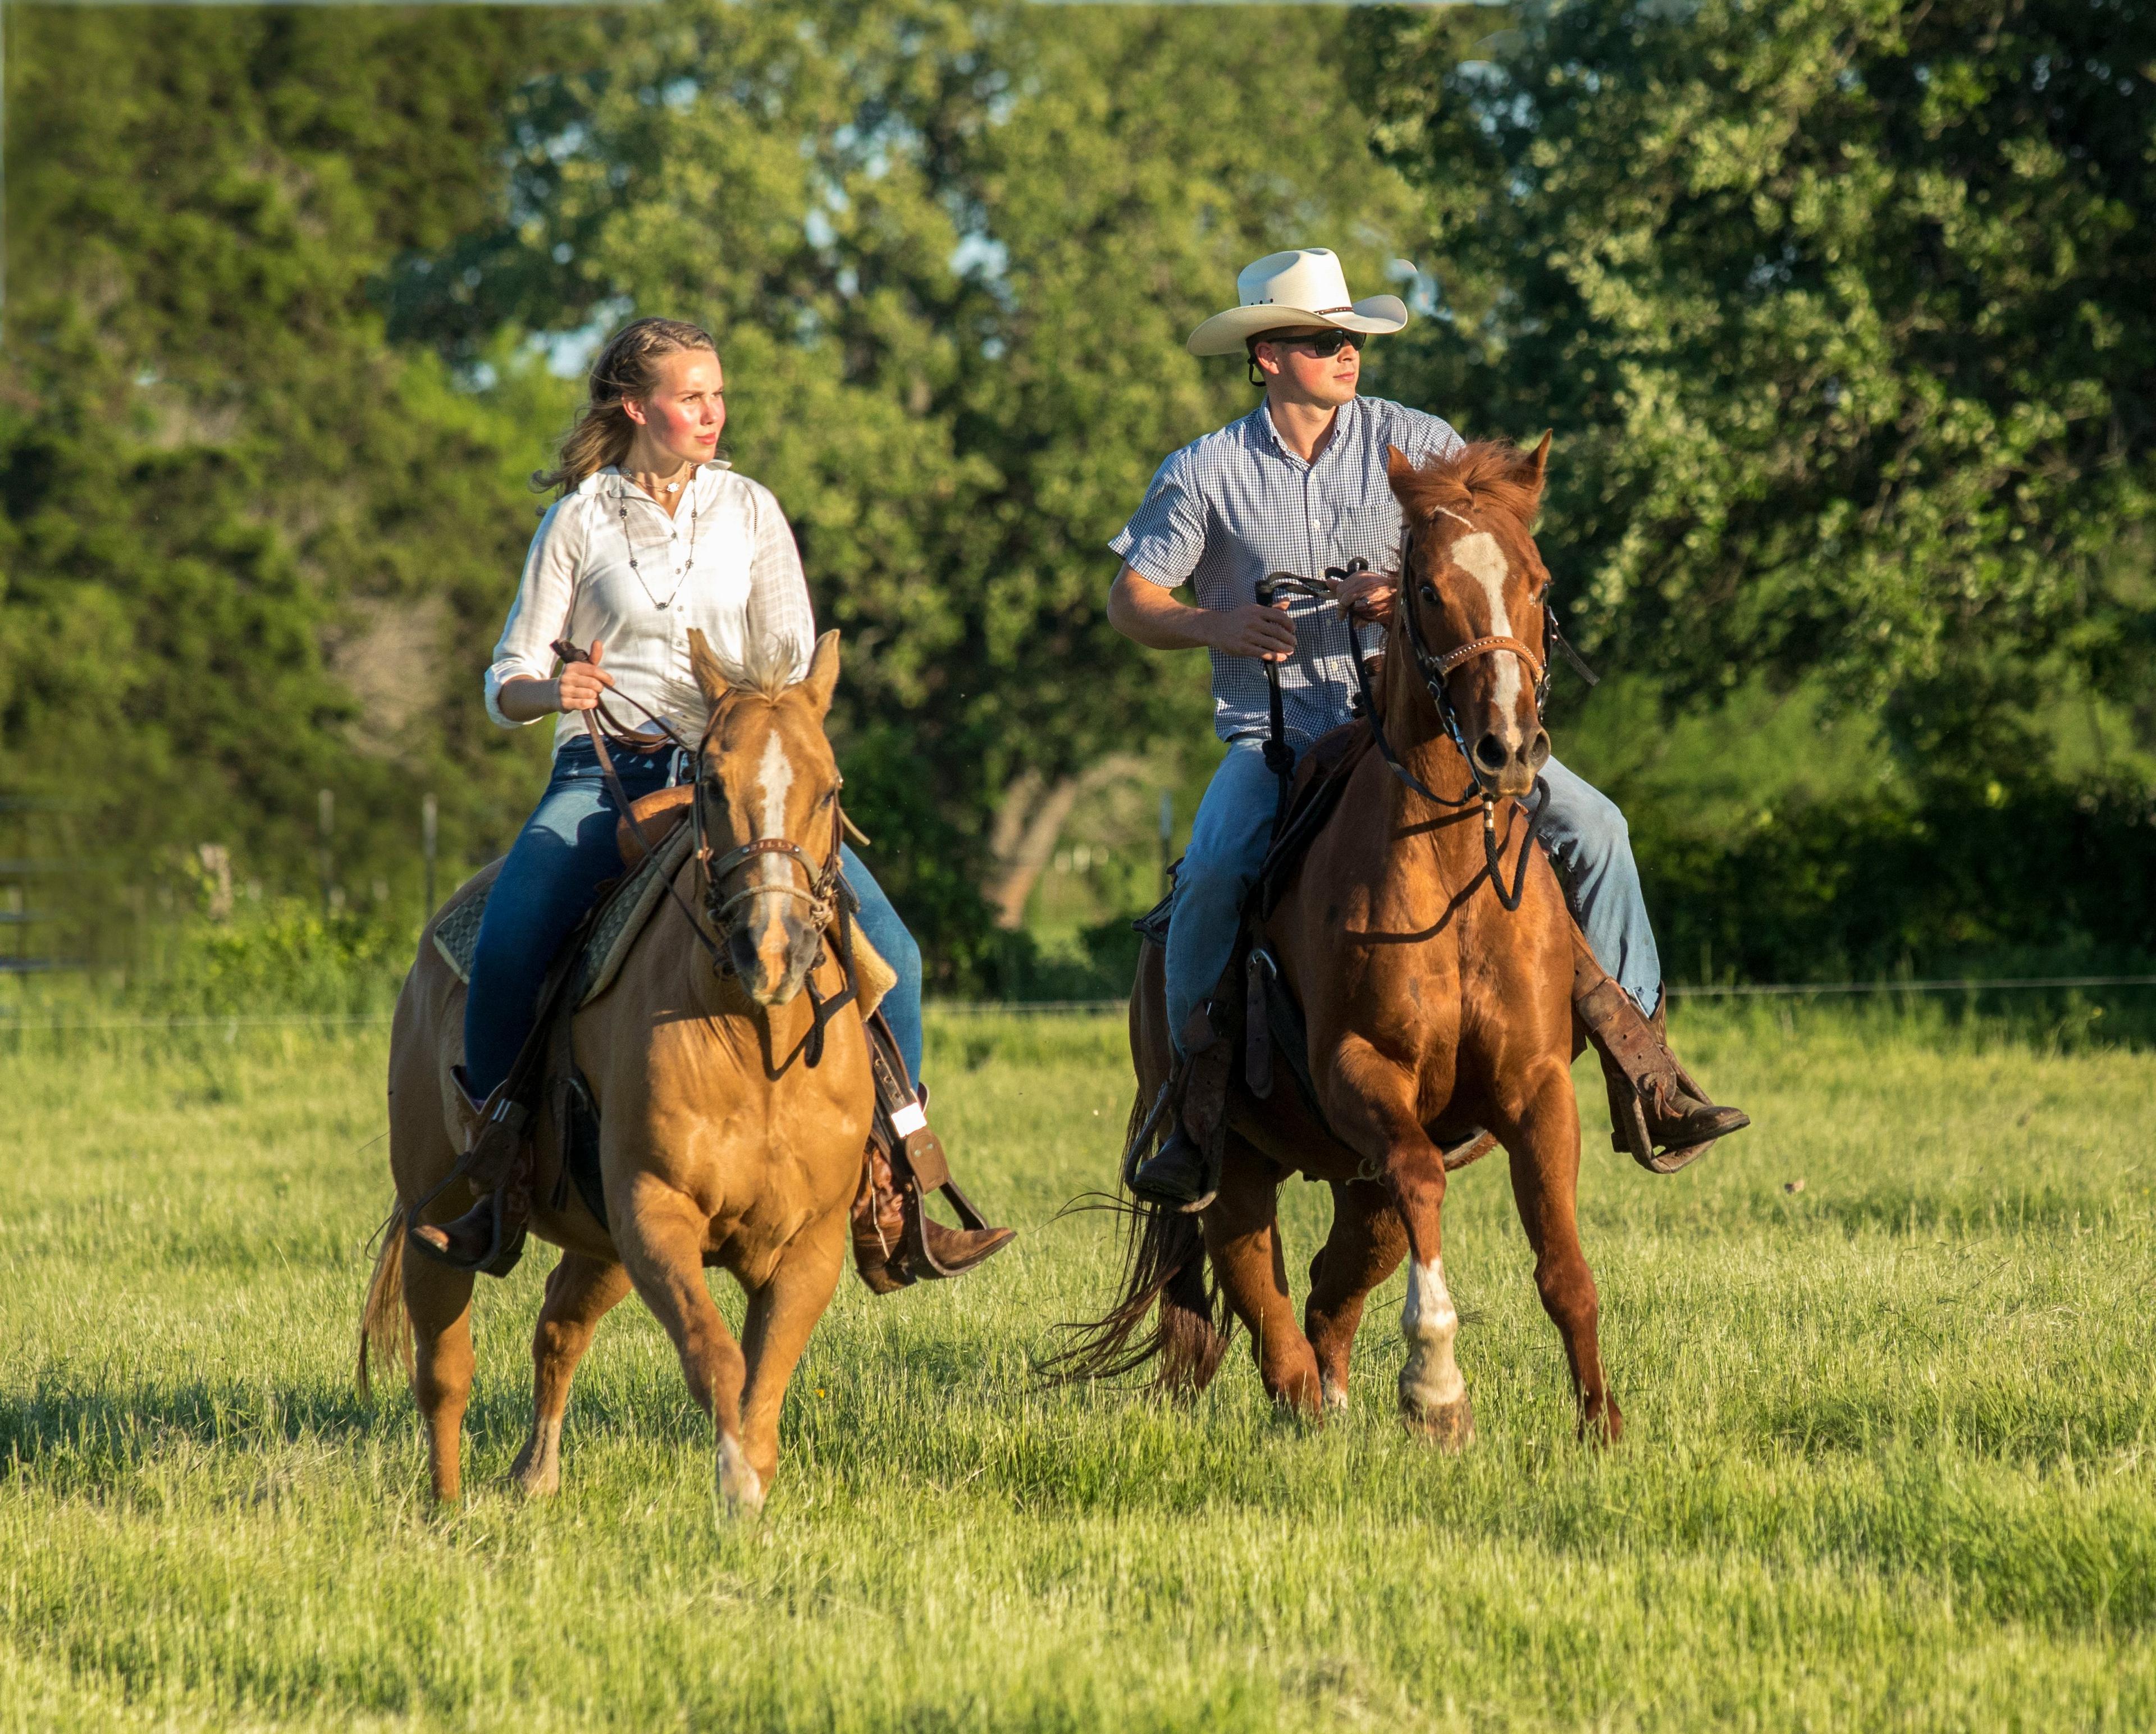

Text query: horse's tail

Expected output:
[357,1200,414,1403]
[1040,1090,1232,1393]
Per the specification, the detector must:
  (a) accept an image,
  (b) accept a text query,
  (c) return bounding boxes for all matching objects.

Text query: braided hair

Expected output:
[534,316,718,495]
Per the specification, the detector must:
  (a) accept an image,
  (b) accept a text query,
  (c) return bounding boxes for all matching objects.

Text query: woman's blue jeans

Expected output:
[462,740,924,1097]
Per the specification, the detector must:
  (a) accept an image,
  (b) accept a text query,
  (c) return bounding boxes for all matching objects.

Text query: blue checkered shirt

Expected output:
[1109,395,1464,749]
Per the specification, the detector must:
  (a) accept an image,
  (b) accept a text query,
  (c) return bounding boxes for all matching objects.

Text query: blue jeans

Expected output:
[1162,739,1662,1050]
[463,740,924,1096]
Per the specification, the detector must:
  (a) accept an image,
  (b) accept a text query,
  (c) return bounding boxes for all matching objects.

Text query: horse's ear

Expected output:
[1523,431,1552,502]
[1384,443,1418,504]
[687,628,729,705]
[800,629,841,717]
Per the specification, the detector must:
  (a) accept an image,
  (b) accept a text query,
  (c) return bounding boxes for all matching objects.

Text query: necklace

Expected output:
[619,482,700,611]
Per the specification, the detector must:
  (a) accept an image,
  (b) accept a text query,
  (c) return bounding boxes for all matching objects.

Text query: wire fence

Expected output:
[3,976,2154,1033]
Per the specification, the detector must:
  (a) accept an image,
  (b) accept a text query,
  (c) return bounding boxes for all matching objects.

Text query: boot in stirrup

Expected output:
[1573,950,1749,1174]
[1131,1008,1231,1213]
[407,1067,535,1277]
[851,1084,1015,1292]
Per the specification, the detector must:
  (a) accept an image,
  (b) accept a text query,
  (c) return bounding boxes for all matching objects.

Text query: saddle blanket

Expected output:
[430,817,894,1016]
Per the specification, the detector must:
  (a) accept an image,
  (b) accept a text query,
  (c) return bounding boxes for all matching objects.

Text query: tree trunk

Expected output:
[983,754,1145,930]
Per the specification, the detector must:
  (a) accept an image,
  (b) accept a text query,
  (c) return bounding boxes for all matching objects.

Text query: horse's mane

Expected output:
[714,633,807,703]
[1392,438,1546,530]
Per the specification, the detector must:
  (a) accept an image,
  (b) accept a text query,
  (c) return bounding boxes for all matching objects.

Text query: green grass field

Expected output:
[2,1003,2153,1731]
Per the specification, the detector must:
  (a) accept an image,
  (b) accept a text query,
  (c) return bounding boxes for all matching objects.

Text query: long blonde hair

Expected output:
[534,316,718,495]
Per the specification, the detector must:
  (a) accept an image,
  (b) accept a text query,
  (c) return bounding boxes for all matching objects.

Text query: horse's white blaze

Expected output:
[1397,1256,1466,1415]
[746,729,797,957]
[1452,530,1523,718]
[1320,1370,1349,1413]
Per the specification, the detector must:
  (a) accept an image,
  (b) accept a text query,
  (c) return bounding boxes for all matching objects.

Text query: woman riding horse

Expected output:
[409,315,1009,1284]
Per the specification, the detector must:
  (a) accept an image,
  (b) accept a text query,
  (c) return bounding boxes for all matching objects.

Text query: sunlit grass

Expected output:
[1,1002,2152,1730]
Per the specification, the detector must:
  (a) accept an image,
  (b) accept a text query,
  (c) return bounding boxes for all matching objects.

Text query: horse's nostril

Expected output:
[1475,734,1510,770]
[1529,730,1552,770]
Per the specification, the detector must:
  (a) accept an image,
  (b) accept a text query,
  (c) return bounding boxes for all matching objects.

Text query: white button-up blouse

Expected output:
[485,461,819,754]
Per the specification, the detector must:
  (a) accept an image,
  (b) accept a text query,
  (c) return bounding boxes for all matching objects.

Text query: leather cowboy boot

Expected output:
[851,1084,1015,1291]
[1131,1005,1232,1211]
[850,1140,913,1294]
[1572,939,1749,1174]
[407,1067,535,1275]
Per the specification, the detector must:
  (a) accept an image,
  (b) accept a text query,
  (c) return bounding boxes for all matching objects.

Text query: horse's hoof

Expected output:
[1401,1394,1476,1451]
[1579,1398,1624,1447]
[717,1434,766,1515]
[509,1458,560,1498]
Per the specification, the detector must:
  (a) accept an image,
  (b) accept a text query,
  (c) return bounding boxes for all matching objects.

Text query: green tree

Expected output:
[1355,0,2156,783]
[400,0,1420,982]
[0,6,579,940]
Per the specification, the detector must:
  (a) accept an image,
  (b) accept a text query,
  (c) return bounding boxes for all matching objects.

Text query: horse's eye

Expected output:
[1419,584,1438,605]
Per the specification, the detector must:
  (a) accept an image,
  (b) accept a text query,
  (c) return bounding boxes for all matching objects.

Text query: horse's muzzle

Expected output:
[729,895,820,1006]
[1472,725,1550,798]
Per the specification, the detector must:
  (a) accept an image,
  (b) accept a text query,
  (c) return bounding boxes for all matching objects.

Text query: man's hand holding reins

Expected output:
[1108,566,1299,663]
[1208,600,1298,663]
[1329,566,1397,626]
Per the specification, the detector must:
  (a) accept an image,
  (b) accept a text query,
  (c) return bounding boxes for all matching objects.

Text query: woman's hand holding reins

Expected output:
[494,639,617,724]
[555,639,616,712]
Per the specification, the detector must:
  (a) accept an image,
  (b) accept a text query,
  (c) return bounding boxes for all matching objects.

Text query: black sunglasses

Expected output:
[1270,329,1365,358]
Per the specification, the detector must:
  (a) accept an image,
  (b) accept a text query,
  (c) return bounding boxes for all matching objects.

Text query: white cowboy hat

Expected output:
[1185,248,1410,357]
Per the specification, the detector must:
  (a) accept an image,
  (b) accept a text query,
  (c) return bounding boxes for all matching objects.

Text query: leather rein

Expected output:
[1264,520,1598,914]
[551,639,857,1069]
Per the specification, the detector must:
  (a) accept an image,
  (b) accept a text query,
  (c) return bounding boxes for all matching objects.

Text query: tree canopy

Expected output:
[0,5,579,919]
[1358,0,2156,783]
[401,0,1418,972]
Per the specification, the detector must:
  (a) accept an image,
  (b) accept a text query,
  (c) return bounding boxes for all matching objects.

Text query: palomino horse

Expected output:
[360,628,872,1508]
[1066,437,1618,1445]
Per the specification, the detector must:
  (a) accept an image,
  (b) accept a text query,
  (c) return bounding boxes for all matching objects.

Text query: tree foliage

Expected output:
[397,0,1418,976]
[0,6,579,926]
[1357,0,2156,781]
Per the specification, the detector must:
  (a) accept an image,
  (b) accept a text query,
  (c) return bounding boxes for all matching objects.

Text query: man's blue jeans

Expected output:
[463,739,924,1097]
[1163,738,1662,1050]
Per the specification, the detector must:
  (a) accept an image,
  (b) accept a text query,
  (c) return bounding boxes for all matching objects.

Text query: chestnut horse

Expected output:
[359,629,873,1508]
[1066,438,1618,1445]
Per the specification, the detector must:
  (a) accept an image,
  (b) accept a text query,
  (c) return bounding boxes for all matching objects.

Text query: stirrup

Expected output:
[407,1184,529,1278]
[899,1177,1015,1279]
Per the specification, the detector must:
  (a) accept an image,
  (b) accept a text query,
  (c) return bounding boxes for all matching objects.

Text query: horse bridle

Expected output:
[552,639,857,1068]
[689,740,848,941]
[1276,519,1597,913]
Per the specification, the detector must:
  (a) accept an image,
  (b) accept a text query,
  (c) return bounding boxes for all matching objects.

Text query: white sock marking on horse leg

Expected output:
[718,1431,764,1512]
[1398,1257,1465,1415]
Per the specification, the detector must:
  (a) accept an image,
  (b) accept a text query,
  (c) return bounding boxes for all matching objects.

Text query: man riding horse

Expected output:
[1108,249,1748,1209]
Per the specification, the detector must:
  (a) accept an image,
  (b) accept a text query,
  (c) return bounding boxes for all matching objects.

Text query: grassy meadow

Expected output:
[1,1000,2153,1730]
